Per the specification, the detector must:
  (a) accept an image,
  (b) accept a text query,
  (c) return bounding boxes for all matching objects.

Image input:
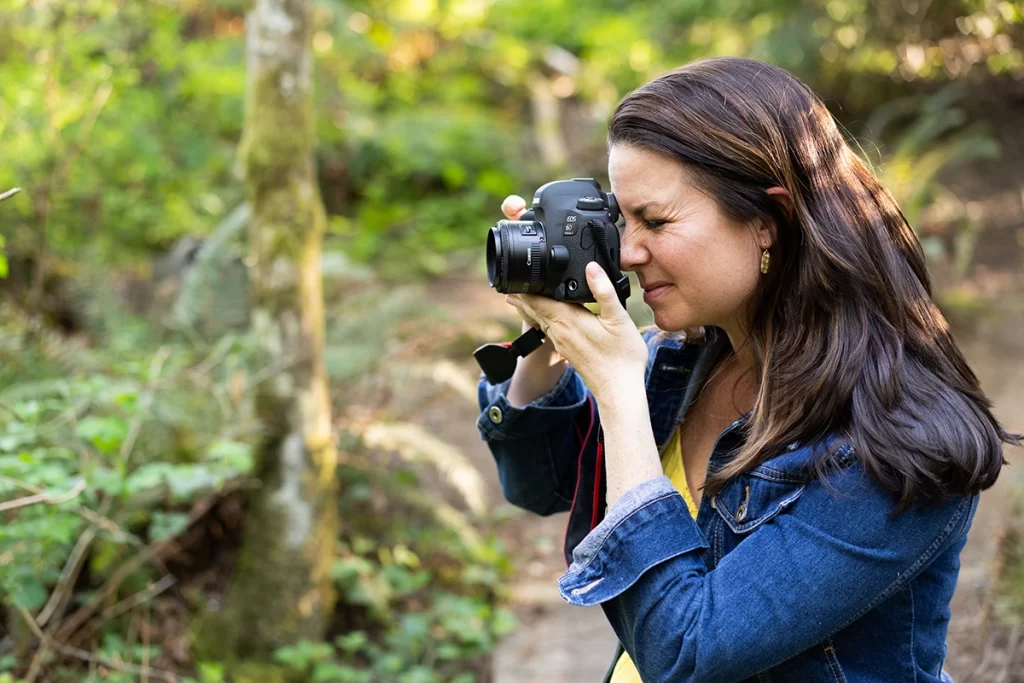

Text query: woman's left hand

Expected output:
[505,262,649,404]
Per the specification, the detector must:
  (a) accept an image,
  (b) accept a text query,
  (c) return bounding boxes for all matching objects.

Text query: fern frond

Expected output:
[361,421,489,516]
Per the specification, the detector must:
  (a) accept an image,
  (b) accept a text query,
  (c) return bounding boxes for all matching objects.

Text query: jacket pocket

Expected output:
[711,475,806,535]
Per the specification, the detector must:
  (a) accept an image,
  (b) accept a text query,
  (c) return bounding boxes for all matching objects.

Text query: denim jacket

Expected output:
[476,327,976,682]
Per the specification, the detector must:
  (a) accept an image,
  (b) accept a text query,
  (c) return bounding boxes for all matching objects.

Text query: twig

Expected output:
[0,187,21,203]
[0,400,25,420]
[120,346,173,468]
[56,478,255,643]
[243,353,302,393]
[0,475,141,546]
[41,396,92,428]
[0,478,86,512]
[188,335,235,378]
[142,599,151,683]
[14,604,179,683]
[13,346,172,677]
[37,527,96,628]
[100,575,176,623]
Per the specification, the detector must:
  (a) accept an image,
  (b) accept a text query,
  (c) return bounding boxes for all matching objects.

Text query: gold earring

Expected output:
[760,249,771,274]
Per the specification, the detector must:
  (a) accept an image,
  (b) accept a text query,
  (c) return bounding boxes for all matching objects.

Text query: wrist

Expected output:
[593,372,647,414]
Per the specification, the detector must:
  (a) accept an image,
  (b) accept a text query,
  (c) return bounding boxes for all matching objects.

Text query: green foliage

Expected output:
[4,0,1016,288]
[0,313,261,619]
[867,84,1001,227]
[265,461,516,683]
[0,0,243,274]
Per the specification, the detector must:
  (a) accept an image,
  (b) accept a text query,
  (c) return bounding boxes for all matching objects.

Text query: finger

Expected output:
[518,293,563,324]
[586,262,627,320]
[505,294,535,318]
[506,294,546,331]
[501,195,527,220]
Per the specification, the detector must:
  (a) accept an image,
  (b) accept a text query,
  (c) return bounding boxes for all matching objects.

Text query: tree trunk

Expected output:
[528,73,568,173]
[220,0,337,660]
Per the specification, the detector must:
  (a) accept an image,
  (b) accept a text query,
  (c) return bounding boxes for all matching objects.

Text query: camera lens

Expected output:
[486,220,546,294]
[486,227,502,287]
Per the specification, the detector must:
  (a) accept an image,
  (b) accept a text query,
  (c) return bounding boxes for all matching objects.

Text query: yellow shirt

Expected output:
[609,425,697,683]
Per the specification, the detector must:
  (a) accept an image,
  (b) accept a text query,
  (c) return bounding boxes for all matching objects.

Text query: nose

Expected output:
[618,224,649,272]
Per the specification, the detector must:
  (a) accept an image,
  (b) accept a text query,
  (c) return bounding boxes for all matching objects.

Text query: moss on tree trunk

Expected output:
[218,0,338,663]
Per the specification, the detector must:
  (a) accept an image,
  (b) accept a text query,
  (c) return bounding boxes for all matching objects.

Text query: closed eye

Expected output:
[618,218,667,236]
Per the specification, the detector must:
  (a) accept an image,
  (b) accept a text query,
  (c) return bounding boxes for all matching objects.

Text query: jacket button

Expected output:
[488,406,504,424]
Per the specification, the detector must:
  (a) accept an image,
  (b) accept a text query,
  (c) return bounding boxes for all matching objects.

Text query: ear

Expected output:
[765,186,793,220]
[760,186,793,248]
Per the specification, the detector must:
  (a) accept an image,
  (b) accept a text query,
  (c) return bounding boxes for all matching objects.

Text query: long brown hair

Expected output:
[609,57,1018,514]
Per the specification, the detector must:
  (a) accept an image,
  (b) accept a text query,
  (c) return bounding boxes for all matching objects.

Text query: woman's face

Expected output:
[608,144,766,333]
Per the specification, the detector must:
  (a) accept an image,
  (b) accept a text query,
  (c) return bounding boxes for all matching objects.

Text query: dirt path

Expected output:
[415,272,1024,683]
[941,316,1024,682]
[417,274,621,682]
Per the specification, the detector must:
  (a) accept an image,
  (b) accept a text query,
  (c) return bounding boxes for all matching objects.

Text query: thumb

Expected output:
[586,262,626,319]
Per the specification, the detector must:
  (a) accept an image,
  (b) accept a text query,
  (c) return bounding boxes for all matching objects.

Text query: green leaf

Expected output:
[75,416,129,455]
[165,464,222,502]
[207,439,253,474]
[334,631,369,653]
[312,662,370,682]
[124,462,171,496]
[149,511,189,542]
[89,466,125,496]
[396,666,439,683]
[12,577,48,612]
[273,640,335,670]
[196,661,224,683]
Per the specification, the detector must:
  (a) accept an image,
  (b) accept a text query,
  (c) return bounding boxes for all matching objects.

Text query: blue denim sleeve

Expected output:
[476,364,593,516]
[557,466,978,681]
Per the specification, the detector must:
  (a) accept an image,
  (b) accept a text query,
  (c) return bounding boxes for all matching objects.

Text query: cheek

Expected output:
[658,232,760,326]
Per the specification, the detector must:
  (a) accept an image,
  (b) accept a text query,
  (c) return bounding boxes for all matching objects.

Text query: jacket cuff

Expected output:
[557,476,708,606]
[476,365,587,441]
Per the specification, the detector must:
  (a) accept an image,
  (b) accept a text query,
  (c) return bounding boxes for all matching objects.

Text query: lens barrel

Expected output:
[486,220,546,294]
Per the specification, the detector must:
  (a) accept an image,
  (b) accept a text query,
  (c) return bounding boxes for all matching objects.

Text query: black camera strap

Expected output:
[473,326,548,385]
[591,221,631,308]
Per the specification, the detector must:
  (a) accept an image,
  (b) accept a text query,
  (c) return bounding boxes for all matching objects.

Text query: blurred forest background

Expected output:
[1,0,1024,681]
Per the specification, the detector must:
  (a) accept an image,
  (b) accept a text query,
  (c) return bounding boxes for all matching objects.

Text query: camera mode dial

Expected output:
[575,196,604,211]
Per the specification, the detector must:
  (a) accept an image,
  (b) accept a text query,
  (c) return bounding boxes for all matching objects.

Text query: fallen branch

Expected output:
[37,527,96,628]
[100,574,176,623]
[15,604,179,683]
[0,475,142,548]
[0,478,86,513]
[56,478,257,644]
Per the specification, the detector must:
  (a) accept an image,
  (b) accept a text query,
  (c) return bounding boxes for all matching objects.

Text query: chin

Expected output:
[651,307,696,333]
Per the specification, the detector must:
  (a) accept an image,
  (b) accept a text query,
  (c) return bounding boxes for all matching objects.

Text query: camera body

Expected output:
[487,178,630,305]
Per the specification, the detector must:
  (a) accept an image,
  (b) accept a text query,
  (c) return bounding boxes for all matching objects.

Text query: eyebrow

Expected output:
[624,201,665,218]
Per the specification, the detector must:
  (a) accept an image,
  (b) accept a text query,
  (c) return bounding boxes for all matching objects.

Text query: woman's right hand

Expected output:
[500,195,544,332]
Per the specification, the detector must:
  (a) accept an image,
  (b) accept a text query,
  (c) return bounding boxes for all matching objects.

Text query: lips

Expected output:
[642,282,673,304]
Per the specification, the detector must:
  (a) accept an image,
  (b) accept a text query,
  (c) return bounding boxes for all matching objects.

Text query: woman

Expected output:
[475,57,1017,682]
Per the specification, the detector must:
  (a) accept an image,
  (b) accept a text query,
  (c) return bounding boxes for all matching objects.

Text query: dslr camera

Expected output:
[475,178,631,384]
